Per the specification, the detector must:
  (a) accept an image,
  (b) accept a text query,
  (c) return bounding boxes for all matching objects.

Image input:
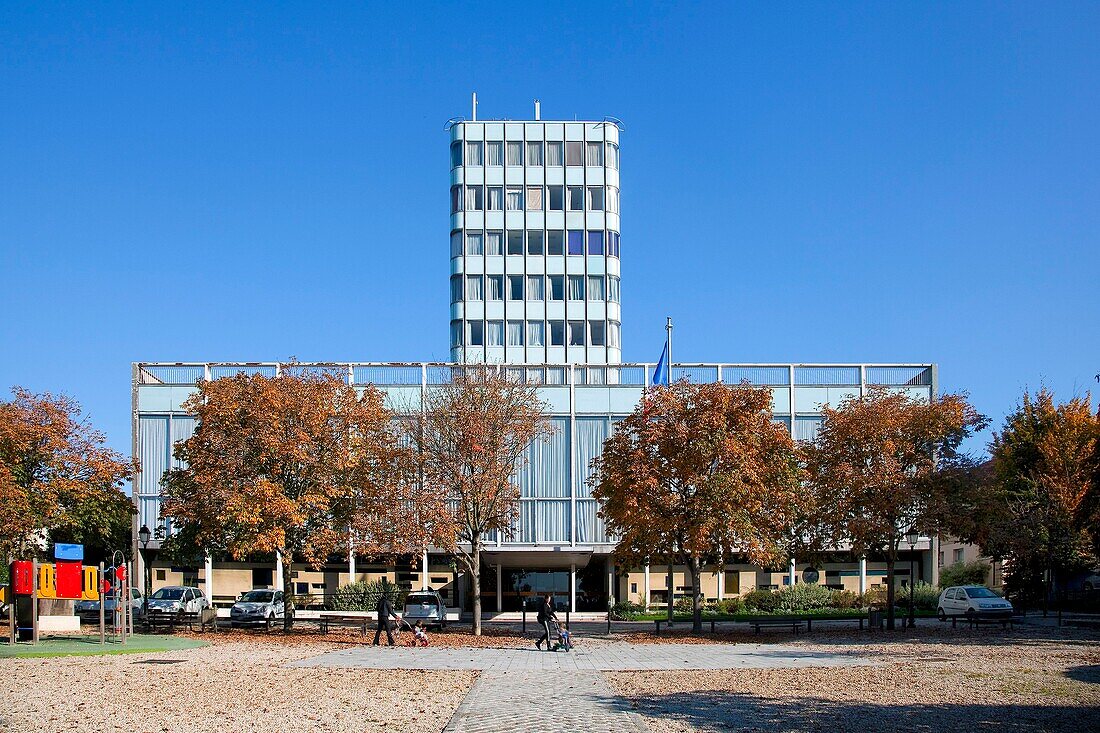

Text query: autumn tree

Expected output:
[805,387,985,630]
[0,387,135,560]
[162,368,424,631]
[591,380,804,633]
[407,366,553,636]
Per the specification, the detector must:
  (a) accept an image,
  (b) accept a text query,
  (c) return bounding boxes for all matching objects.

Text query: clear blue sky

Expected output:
[2,2,1098,461]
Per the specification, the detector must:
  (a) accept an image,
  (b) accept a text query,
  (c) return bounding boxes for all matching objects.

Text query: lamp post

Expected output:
[905,528,919,629]
[138,525,151,617]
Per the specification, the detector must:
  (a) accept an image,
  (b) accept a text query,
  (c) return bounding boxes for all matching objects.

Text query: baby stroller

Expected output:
[389,614,415,646]
[550,620,573,652]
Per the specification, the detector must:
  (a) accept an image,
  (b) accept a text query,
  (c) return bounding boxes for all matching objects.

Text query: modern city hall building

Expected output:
[133,100,941,614]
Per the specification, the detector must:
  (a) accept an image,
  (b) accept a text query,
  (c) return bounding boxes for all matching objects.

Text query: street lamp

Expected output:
[138,524,152,617]
[905,528,919,629]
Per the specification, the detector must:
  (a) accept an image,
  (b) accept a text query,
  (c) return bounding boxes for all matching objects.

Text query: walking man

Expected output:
[535,594,558,651]
[373,578,399,646]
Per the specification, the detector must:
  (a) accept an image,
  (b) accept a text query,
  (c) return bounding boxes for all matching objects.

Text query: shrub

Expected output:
[939,560,991,589]
[860,587,888,610]
[713,597,745,615]
[610,600,644,620]
[776,582,835,612]
[830,590,860,609]
[742,589,781,613]
[897,581,940,611]
[674,595,696,615]
[327,579,406,613]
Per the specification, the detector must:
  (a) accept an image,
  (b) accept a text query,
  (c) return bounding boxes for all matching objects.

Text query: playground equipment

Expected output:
[5,544,135,646]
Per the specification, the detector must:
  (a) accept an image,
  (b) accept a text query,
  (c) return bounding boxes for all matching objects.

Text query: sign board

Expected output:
[54,543,84,561]
[55,559,83,600]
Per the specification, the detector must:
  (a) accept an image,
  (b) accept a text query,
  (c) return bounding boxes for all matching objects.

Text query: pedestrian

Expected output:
[535,594,558,651]
[373,578,399,646]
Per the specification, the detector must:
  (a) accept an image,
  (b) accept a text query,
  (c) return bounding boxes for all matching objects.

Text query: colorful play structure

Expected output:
[4,544,135,646]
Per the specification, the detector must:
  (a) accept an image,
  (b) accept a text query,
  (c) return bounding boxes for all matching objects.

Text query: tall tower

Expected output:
[448,99,622,364]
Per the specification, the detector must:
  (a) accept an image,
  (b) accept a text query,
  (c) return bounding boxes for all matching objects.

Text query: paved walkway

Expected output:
[291,642,874,671]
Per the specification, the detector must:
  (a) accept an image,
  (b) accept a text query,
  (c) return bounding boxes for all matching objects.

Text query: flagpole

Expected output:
[666,316,673,381]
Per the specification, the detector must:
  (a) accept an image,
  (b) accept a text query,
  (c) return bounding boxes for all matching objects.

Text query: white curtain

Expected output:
[526,186,542,210]
[527,321,544,346]
[506,188,523,210]
[138,416,168,495]
[588,276,605,300]
[576,500,607,543]
[170,416,196,469]
[465,141,482,165]
[487,275,503,301]
[526,141,543,165]
[537,501,570,542]
[507,321,524,345]
[466,275,483,300]
[466,231,483,255]
[486,320,504,346]
[486,141,503,166]
[485,230,503,255]
[465,186,482,210]
[526,275,544,301]
[506,141,523,166]
[546,141,563,166]
[487,186,503,211]
[573,417,609,498]
[568,276,585,301]
[586,141,603,166]
[517,417,569,497]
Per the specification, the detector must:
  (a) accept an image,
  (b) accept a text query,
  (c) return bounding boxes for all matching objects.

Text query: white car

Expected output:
[230,588,285,626]
[147,585,210,614]
[938,585,1013,619]
[402,590,447,629]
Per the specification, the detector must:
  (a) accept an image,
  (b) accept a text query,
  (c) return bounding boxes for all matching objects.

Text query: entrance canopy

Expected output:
[480,547,601,569]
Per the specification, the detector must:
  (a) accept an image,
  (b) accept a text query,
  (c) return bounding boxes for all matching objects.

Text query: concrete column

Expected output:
[275,551,284,591]
[608,560,616,606]
[930,537,940,587]
[716,563,725,599]
[859,556,868,594]
[348,546,356,582]
[421,550,429,591]
[203,554,213,603]
[643,563,651,610]
[788,557,797,586]
[569,564,577,612]
[495,564,502,613]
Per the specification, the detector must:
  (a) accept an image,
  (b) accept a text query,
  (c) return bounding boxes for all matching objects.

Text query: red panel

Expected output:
[11,561,33,594]
[55,560,83,600]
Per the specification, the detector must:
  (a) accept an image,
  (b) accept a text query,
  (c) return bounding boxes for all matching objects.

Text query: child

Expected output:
[557,622,572,651]
[413,620,430,647]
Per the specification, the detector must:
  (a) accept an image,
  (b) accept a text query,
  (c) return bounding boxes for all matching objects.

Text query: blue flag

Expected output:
[652,340,670,387]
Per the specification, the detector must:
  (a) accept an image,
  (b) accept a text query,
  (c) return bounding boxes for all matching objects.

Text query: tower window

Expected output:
[587,187,605,211]
[450,186,461,213]
[486,186,503,211]
[486,230,503,256]
[450,275,463,303]
[450,141,462,168]
[487,275,504,301]
[507,230,524,255]
[590,321,606,346]
[587,276,605,301]
[508,275,524,300]
[568,321,586,346]
[506,141,523,166]
[549,320,565,346]
[450,320,463,347]
[465,186,484,211]
[565,141,583,166]
[527,321,545,346]
[547,141,563,166]
[526,275,544,301]
[527,230,544,255]
[607,186,619,214]
[586,142,604,167]
[465,231,484,255]
[486,320,504,346]
[506,187,523,211]
[587,230,604,255]
[548,185,564,211]
[607,231,620,258]
[507,320,524,345]
[465,141,483,166]
[547,231,564,256]
[465,275,483,300]
[608,321,621,348]
[526,141,544,166]
[486,141,503,166]
[606,142,619,170]
[567,230,584,256]
[468,321,484,346]
[549,275,564,301]
[526,186,543,211]
[608,275,620,303]
[567,275,585,301]
[450,230,463,258]
[567,186,584,211]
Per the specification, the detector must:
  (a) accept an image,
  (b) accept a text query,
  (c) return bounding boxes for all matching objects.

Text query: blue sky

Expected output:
[2,2,1098,461]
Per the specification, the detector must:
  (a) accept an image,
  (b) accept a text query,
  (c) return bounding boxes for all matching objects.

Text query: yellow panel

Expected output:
[82,566,100,601]
[37,564,56,599]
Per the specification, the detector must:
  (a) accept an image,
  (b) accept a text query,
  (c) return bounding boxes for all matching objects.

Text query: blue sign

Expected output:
[54,543,84,561]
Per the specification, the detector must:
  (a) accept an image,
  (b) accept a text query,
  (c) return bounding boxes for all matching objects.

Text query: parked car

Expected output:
[402,589,447,628]
[146,586,210,615]
[75,587,145,623]
[1082,573,1100,592]
[937,585,1013,619]
[230,588,285,626]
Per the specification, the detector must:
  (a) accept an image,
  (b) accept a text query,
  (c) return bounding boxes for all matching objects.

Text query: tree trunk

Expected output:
[688,556,703,633]
[470,538,482,636]
[885,557,896,631]
[281,552,294,633]
[666,563,674,622]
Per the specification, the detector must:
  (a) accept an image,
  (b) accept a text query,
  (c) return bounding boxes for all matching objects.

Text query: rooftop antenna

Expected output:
[471,92,478,121]
[534,99,541,120]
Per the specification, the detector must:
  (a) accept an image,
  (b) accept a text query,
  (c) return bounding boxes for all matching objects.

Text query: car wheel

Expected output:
[938,608,946,621]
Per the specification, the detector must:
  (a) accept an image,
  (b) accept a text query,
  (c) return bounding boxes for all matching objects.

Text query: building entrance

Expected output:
[476,561,609,612]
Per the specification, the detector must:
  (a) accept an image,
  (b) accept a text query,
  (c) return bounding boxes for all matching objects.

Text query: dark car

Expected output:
[75,588,144,623]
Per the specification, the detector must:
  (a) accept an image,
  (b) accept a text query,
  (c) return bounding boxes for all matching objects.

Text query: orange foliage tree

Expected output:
[590,381,803,632]
[0,387,135,560]
[161,368,430,630]
[805,387,985,630]
[407,366,553,635]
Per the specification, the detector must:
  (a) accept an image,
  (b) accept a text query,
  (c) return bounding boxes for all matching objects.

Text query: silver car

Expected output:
[75,587,144,623]
[147,585,210,614]
[230,588,285,626]
[402,590,447,629]
[937,585,1013,619]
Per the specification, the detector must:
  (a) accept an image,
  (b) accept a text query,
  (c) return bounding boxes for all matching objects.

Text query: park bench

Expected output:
[303,614,375,635]
[747,617,806,634]
[653,614,868,635]
[145,607,218,633]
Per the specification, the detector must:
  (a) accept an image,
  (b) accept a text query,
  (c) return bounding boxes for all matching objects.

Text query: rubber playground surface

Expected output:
[0,633,207,658]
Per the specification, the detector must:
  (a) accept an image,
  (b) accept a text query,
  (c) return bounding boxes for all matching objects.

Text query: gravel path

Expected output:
[0,639,475,733]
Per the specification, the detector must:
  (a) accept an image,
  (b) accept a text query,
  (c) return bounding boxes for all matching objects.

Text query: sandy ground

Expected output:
[608,626,1100,733]
[0,637,475,733]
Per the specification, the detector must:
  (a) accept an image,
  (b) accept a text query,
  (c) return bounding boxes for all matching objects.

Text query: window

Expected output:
[547,231,564,256]
[450,230,463,257]
[527,230,544,255]
[506,141,523,166]
[527,321,545,346]
[607,231,620,257]
[953,548,964,564]
[508,275,524,300]
[526,275,544,300]
[526,141,543,166]
[606,142,619,170]
[486,141,503,166]
[587,186,604,211]
[465,231,484,255]
[587,275,605,300]
[465,185,483,211]
[450,275,463,302]
[938,551,945,567]
[468,320,484,346]
[526,186,543,210]
[465,141,483,166]
[608,321,621,348]
[567,230,584,255]
[486,320,504,346]
[465,275,483,300]
[507,230,524,255]
[450,141,462,168]
[450,185,461,213]
[486,186,503,211]
[549,275,564,301]
[566,141,583,166]
[549,320,565,346]
[450,320,462,346]
[606,186,619,214]
[506,187,523,211]
[608,275,620,303]
[587,230,604,255]
[487,275,503,301]
[568,320,585,345]
[586,141,604,166]
[486,230,503,255]
[546,141,563,166]
[568,275,585,301]
[548,185,564,211]
[507,320,524,345]
[590,321,606,346]
[567,186,584,211]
